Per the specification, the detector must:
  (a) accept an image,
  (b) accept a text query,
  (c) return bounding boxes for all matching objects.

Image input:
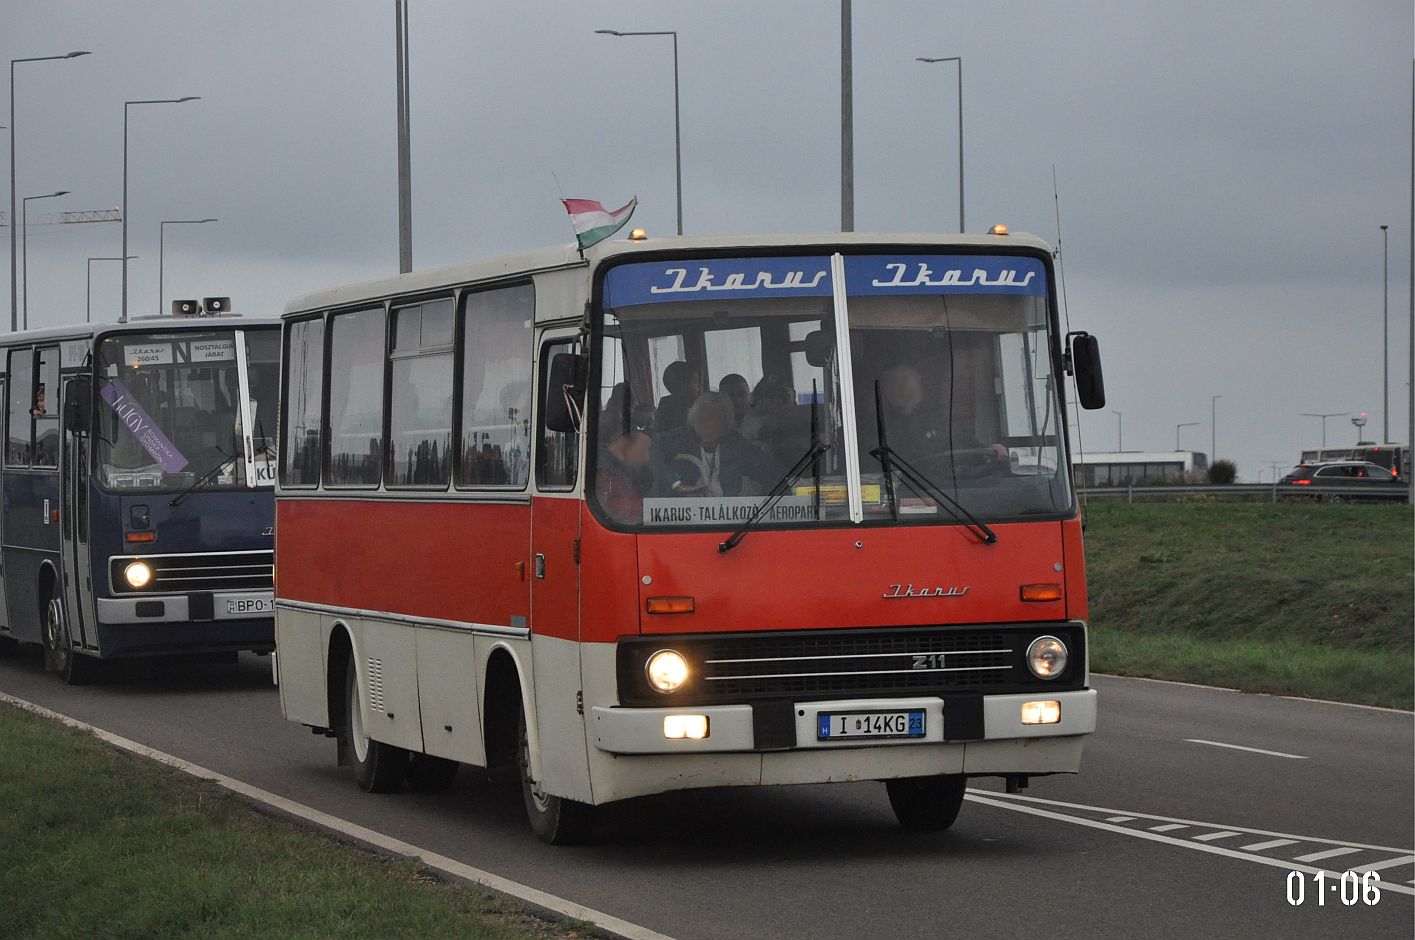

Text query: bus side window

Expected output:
[536,338,581,489]
[6,348,34,467]
[325,307,387,487]
[281,316,326,486]
[33,348,60,468]
[459,283,534,488]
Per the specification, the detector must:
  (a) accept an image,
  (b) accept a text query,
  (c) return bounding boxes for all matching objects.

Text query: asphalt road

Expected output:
[1,648,1411,940]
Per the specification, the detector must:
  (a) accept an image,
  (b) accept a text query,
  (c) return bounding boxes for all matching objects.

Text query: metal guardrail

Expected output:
[1078,483,1411,503]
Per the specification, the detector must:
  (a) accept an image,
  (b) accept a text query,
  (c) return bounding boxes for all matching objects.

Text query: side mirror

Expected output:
[63,375,93,433]
[803,329,834,367]
[544,352,588,434]
[1068,332,1106,410]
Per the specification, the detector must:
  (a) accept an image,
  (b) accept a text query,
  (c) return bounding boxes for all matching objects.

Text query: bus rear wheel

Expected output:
[340,657,408,793]
[44,589,95,686]
[885,774,967,831]
[517,702,594,844]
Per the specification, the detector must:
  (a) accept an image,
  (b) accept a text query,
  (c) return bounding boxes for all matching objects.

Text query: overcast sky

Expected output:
[5,0,1413,480]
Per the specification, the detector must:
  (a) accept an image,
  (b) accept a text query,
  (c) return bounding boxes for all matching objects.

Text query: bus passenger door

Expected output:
[59,373,95,650]
[528,330,593,802]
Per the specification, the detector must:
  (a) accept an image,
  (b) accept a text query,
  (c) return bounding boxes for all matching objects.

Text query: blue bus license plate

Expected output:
[817,710,926,740]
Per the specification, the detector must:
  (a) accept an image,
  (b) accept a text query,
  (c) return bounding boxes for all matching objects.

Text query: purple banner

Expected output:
[99,379,189,473]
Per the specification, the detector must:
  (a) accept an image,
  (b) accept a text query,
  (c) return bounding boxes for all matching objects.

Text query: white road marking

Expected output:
[0,692,675,940]
[966,790,1414,898]
[1106,815,1135,822]
[1093,673,1413,715]
[1192,831,1240,842]
[1184,738,1307,759]
[1351,856,1415,874]
[1241,839,1300,852]
[1292,846,1363,863]
[1150,824,1188,832]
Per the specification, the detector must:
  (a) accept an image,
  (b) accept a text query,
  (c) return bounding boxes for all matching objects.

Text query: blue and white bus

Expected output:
[0,313,281,683]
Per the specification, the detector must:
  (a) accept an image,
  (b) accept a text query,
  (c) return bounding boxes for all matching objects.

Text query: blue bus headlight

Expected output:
[124,561,154,590]
[1026,635,1068,679]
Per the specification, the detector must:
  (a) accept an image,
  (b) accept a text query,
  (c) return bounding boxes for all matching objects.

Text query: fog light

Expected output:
[645,649,689,693]
[663,714,709,739]
[1021,700,1061,725]
[1026,635,1068,679]
[124,560,154,590]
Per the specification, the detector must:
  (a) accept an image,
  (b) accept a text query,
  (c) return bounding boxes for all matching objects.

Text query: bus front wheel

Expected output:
[44,589,95,686]
[340,657,408,793]
[517,703,594,844]
[885,774,967,831]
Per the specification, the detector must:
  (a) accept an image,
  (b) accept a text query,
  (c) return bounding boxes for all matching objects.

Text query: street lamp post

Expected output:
[1300,412,1347,448]
[122,97,200,324]
[1211,394,1221,460]
[595,29,683,236]
[88,255,137,323]
[1380,224,1389,443]
[159,218,217,314]
[1351,412,1368,444]
[21,190,68,330]
[915,56,965,233]
[1112,409,1123,452]
[394,0,412,273]
[10,50,91,332]
[1176,422,1199,451]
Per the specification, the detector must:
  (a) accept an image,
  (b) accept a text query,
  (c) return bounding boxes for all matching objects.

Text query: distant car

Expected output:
[1281,461,1399,486]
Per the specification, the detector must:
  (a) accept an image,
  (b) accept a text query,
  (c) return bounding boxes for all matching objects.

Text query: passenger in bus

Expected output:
[655,361,700,433]
[30,385,47,418]
[655,391,782,497]
[742,378,811,467]
[596,414,653,524]
[875,363,1007,463]
[718,373,750,431]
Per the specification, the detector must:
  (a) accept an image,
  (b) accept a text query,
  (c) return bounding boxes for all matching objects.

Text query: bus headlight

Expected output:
[1026,635,1068,679]
[645,649,689,693]
[124,560,154,590]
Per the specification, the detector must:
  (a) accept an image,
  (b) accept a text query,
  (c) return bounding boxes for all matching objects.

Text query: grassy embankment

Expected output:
[1084,501,1414,709]
[0,704,579,940]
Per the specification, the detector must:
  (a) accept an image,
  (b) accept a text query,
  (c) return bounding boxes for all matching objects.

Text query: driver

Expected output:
[877,364,1007,463]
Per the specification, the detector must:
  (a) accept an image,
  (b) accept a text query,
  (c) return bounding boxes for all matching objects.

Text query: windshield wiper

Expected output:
[169,448,239,507]
[870,380,997,545]
[717,441,831,554]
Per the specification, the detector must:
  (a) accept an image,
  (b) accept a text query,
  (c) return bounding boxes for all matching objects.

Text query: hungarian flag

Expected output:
[562,196,638,250]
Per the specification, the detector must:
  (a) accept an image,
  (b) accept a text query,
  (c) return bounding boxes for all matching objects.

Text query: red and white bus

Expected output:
[274,230,1107,842]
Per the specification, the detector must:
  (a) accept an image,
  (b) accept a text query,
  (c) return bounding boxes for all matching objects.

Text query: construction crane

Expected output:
[0,207,122,227]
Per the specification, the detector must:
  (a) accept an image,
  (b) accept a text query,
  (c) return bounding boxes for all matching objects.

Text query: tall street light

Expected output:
[88,255,137,323]
[1175,422,1199,451]
[394,0,412,273]
[596,29,683,236]
[1112,409,1123,452]
[915,56,965,233]
[159,218,217,314]
[1300,412,1346,448]
[10,50,90,332]
[122,96,200,324]
[1210,394,1221,460]
[1380,223,1389,443]
[841,0,853,232]
[21,190,68,330]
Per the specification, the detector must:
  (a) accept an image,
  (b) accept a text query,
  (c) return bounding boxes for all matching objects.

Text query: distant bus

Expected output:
[1072,451,1208,487]
[1298,445,1408,478]
[0,315,281,683]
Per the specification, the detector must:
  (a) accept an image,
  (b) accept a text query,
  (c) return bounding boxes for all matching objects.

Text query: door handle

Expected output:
[534,553,546,579]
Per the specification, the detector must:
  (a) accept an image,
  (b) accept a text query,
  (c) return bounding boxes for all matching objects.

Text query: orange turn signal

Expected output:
[646,596,695,615]
[1020,583,1063,602]
[125,531,156,543]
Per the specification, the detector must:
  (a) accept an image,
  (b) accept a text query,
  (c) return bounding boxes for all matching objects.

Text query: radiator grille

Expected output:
[111,551,274,595]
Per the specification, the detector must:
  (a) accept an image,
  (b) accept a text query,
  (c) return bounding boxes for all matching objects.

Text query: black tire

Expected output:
[339,657,408,793]
[44,587,96,686]
[0,635,18,658]
[406,754,459,793]
[886,774,967,831]
[517,702,594,844]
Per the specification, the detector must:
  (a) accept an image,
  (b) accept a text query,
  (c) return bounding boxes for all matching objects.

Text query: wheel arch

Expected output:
[482,640,540,779]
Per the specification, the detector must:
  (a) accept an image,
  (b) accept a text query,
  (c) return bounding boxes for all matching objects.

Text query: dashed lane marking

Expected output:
[967,789,1414,897]
[1183,738,1307,759]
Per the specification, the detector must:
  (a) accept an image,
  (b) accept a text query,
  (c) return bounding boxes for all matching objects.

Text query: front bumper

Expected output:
[591,688,1097,756]
[96,590,274,625]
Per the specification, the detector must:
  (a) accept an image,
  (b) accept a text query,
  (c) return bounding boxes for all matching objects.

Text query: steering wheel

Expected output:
[913,447,1009,481]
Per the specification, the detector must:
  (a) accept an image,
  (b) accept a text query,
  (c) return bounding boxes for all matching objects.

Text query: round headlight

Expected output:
[124,560,154,590]
[1026,635,1068,679]
[645,649,689,693]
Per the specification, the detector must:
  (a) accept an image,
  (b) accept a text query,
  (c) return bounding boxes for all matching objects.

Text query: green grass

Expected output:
[1083,501,1414,709]
[0,704,579,940]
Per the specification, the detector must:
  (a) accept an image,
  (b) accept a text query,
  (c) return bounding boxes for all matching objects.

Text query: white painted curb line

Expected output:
[0,691,675,940]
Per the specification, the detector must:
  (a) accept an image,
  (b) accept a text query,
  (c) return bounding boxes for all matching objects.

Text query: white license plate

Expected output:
[225,597,272,615]
[817,709,926,740]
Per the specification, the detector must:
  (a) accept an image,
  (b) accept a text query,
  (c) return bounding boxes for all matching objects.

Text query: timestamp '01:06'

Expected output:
[1286,870,1381,906]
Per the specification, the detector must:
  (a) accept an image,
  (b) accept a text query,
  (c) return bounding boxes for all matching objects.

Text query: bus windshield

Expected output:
[592,253,1070,530]
[95,328,279,491]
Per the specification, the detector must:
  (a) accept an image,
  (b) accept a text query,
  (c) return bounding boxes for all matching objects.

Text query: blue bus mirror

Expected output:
[64,375,93,433]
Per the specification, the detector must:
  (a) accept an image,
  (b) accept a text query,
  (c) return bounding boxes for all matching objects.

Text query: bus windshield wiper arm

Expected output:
[169,449,238,507]
[870,380,997,545]
[717,442,831,554]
